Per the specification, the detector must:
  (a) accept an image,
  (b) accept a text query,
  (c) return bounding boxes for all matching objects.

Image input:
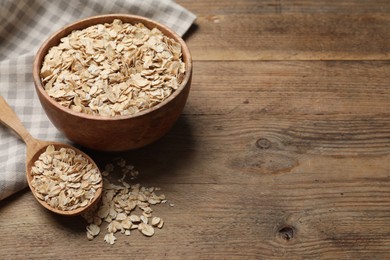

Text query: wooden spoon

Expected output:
[0,96,102,216]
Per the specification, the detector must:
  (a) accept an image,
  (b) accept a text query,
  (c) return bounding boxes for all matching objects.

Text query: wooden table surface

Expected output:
[1,0,389,259]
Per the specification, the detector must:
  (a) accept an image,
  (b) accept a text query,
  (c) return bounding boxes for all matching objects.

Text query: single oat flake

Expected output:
[41,19,186,117]
[138,222,155,237]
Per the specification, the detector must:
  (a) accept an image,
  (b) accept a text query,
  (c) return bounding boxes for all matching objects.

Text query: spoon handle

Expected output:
[0,96,39,148]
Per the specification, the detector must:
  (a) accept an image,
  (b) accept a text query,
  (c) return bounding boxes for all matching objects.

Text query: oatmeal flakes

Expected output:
[151,217,161,226]
[82,157,169,245]
[41,19,186,116]
[30,145,102,211]
[104,233,116,245]
[138,222,155,237]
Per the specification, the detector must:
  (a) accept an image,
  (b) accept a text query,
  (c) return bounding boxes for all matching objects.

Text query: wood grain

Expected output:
[185,61,390,116]
[181,0,390,60]
[1,0,389,259]
[179,0,390,14]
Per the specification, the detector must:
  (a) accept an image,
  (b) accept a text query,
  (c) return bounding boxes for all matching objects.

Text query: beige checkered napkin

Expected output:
[0,0,196,200]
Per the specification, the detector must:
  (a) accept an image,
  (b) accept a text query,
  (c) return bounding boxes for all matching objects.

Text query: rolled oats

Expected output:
[82,157,170,245]
[41,19,186,116]
[157,218,164,229]
[86,223,100,238]
[30,145,102,211]
[151,217,161,226]
[129,215,141,223]
[138,222,155,237]
[104,233,116,245]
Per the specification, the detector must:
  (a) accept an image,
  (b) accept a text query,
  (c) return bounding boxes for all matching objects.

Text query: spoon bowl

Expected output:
[0,96,102,216]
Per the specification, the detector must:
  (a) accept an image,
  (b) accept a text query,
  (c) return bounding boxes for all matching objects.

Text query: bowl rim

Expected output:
[32,14,192,121]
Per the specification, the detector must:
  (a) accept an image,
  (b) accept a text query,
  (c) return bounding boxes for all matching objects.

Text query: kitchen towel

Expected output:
[0,0,196,200]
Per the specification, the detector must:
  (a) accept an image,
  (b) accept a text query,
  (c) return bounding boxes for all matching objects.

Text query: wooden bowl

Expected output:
[33,14,192,151]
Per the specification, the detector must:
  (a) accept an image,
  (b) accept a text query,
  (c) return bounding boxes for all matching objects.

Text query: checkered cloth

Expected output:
[0,0,196,200]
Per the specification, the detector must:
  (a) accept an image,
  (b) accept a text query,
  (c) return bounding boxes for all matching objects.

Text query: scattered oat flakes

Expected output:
[82,157,167,245]
[30,145,102,211]
[41,19,186,117]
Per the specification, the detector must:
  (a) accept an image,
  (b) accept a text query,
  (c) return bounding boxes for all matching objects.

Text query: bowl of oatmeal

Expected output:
[33,14,192,151]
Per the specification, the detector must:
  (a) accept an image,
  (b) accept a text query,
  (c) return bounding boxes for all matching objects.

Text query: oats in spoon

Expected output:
[30,145,102,211]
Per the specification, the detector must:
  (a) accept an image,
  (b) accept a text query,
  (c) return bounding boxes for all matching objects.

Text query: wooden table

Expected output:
[1,0,389,258]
